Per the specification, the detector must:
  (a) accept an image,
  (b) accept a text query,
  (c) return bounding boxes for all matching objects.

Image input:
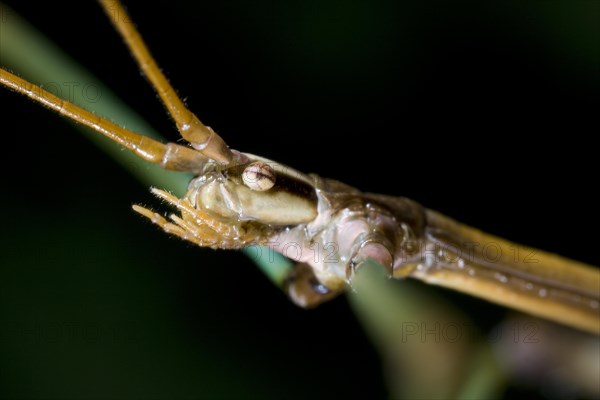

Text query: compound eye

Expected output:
[242,161,276,191]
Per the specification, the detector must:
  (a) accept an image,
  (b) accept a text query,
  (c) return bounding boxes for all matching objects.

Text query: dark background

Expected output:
[0,1,598,399]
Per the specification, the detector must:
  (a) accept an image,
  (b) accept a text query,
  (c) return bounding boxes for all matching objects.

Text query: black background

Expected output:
[0,1,598,399]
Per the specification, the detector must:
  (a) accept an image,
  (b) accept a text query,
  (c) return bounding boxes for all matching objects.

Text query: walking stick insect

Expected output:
[1,0,598,335]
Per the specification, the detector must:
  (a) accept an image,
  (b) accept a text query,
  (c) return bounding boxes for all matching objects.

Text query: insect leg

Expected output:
[132,204,242,249]
[98,0,236,165]
[149,188,233,238]
[284,263,344,308]
[134,188,253,249]
[131,205,190,239]
[0,68,208,173]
